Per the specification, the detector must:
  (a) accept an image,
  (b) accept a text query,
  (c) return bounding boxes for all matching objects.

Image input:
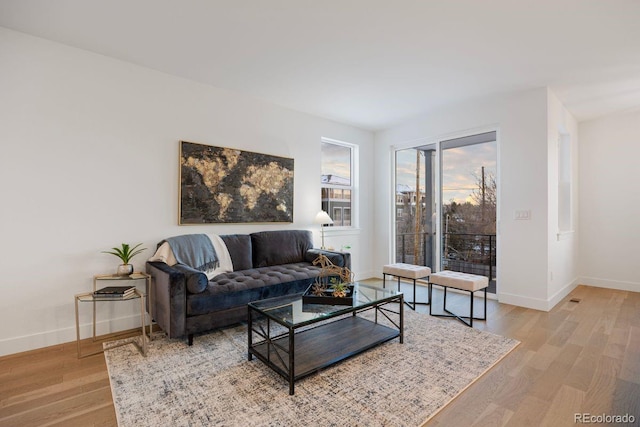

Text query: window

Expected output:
[321,138,356,227]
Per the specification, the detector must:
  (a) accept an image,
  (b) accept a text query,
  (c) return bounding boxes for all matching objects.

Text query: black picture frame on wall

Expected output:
[179,141,294,224]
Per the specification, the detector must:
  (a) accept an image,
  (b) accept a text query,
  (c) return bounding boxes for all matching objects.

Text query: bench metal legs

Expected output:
[428,283,487,327]
[383,274,430,310]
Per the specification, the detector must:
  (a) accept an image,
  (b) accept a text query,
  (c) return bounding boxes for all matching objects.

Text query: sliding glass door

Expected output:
[441,133,497,292]
[394,144,436,269]
[394,132,497,292]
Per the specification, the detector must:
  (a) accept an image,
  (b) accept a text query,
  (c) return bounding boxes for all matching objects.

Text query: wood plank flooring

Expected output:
[422,283,640,427]
[1,283,638,427]
[0,334,133,426]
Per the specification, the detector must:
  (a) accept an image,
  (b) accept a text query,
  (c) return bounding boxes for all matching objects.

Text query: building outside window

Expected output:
[321,138,356,227]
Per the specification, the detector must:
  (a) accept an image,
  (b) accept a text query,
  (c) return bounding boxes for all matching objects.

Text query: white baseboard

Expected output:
[358,271,377,281]
[495,278,579,312]
[0,314,144,357]
[580,276,640,293]
[495,292,550,312]
[547,278,580,310]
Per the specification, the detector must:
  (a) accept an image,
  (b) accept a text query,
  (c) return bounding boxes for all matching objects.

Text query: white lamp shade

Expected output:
[314,210,333,225]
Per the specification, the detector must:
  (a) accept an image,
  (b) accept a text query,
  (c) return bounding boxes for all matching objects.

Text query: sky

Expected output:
[396,141,497,205]
[322,139,497,204]
[321,142,351,183]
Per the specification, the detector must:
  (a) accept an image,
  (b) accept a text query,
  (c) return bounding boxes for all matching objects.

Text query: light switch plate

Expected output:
[515,210,531,220]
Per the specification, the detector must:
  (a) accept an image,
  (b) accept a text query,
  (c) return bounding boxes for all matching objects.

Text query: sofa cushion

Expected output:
[186,263,320,316]
[172,264,208,294]
[251,230,313,268]
[220,234,252,271]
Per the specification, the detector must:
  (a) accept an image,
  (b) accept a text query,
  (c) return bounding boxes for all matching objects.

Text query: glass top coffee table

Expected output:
[248,282,403,394]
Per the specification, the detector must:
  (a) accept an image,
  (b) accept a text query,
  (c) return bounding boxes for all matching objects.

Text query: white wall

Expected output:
[0,27,375,356]
[374,88,553,310]
[578,110,640,292]
[546,89,580,306]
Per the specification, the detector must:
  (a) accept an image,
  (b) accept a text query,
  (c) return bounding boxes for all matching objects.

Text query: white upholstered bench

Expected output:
[428,270,488,327]
[382,263,431,310]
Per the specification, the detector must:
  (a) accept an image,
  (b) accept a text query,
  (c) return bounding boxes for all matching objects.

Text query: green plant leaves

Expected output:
[102,242,146,264]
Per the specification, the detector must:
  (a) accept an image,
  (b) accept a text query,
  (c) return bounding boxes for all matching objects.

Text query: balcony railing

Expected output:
[396,232,433,267]
[443,233,496,283]
[396,232,496,284]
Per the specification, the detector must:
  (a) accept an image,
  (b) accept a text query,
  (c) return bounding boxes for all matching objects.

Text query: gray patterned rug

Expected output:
[104,306,519,426]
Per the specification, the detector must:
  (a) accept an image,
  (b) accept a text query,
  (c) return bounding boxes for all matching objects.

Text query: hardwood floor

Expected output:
[0,334,134,426]
[421,283,640,427]
[1,284,638,427]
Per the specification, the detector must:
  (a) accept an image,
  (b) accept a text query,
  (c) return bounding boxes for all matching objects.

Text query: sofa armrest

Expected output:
[305,249,351,270]
[146,261,187,339]
[172,264,209,294]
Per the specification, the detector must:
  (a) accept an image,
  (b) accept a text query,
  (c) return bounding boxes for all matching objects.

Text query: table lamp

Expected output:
[314,210,333,249]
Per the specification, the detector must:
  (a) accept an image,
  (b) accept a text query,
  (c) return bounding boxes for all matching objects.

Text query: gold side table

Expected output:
[93,272,154,339]
[74,272,152,359]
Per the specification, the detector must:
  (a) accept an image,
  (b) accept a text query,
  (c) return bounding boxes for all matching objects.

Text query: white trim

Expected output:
[0,314,143,357]
[494,127,502,298]
[580,276,640,293]
[434,144,442,272]
[389,145,397,264]
[557,131,573,233]
[321,137,358,228]
[358,271,378,281]
[498,277,579,312]
[497,292,549,311]
[547,278,580,309]
[322,227,361,236]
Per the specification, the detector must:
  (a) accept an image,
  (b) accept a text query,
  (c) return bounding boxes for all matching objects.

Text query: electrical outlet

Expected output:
[514,210,531,220]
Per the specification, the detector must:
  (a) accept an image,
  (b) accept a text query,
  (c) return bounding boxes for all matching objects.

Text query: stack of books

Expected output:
[93,285,136,299]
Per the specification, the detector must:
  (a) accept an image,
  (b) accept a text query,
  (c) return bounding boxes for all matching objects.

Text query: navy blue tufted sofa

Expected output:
[146,230,350,345]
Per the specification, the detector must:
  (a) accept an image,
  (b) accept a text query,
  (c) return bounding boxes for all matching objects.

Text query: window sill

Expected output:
[322,227,361,236]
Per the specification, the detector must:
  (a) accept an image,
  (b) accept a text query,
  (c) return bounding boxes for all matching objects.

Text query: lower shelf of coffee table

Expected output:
[250,315,400,381]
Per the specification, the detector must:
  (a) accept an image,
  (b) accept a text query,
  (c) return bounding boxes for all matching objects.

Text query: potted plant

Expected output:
[102,243,146,276]
[330,280,349,298]
[309,279,350,298]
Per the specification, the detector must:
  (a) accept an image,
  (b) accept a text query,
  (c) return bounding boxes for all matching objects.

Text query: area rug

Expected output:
[104,307,519,427]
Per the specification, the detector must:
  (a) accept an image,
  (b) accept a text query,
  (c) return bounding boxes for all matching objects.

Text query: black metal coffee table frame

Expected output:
[248,284,403,395]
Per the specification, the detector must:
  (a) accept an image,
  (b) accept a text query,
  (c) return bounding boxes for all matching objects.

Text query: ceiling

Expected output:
[1,0,640,131]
